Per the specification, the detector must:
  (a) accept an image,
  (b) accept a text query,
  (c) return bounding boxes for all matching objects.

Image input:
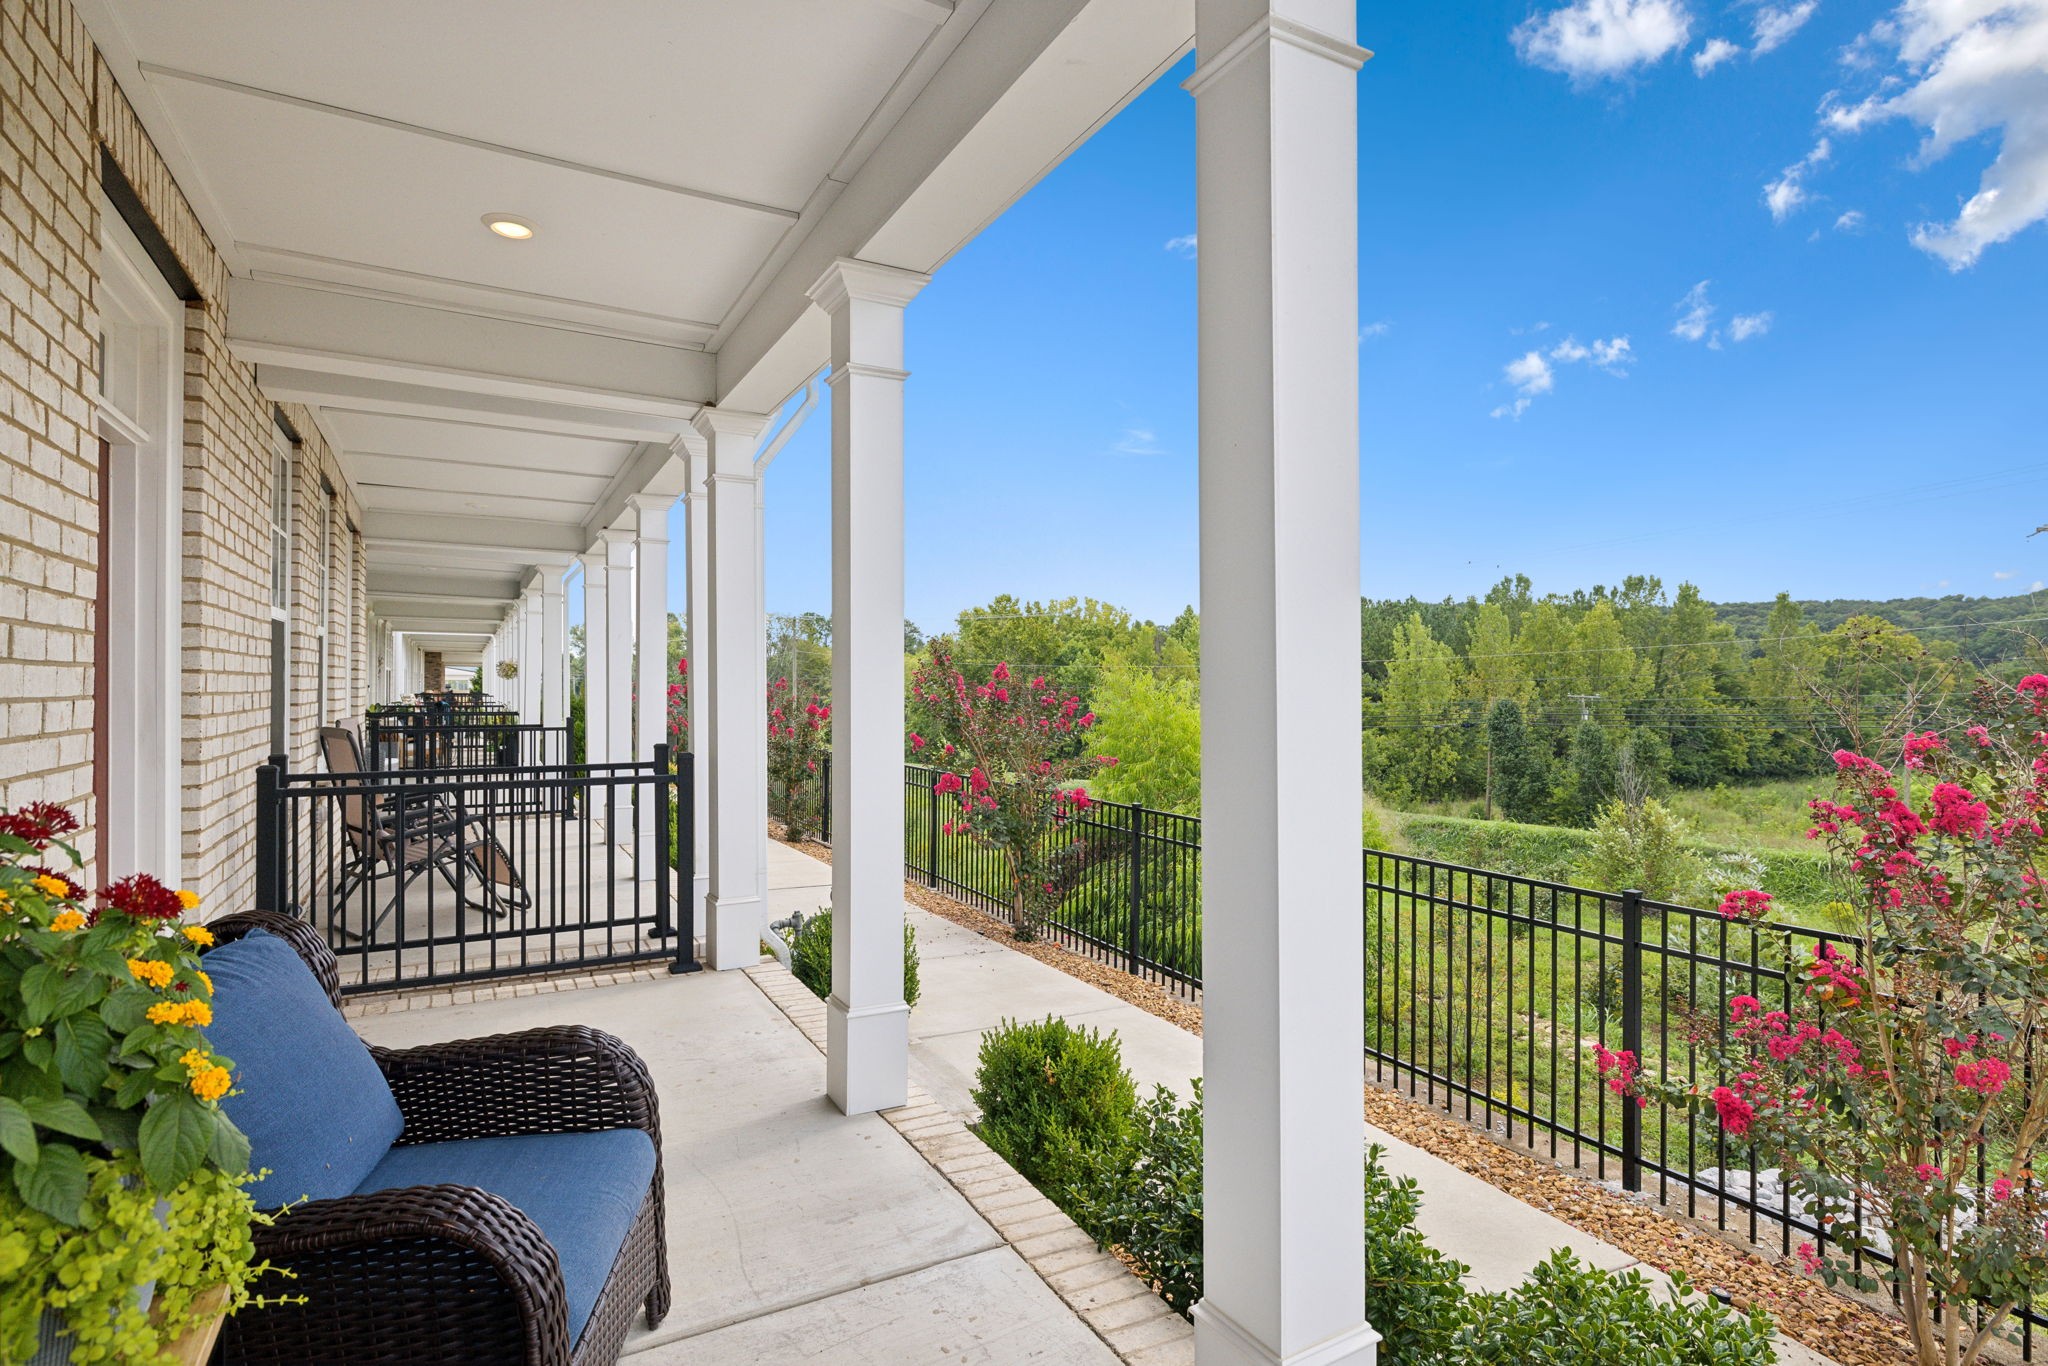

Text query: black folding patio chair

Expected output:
[318,726,531,945]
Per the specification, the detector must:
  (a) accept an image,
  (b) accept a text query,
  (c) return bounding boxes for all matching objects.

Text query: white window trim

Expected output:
[96,204,184,884]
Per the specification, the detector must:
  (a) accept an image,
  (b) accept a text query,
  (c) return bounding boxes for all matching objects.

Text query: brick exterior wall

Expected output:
[1,0,367,904]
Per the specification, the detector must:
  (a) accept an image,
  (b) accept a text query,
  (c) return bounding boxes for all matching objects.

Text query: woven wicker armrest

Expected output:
[226,1184,574,1366]
[373,1025,661,1147]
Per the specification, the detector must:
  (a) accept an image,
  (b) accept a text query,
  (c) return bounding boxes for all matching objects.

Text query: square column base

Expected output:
[1190,1303,1379,1366]
[825,996,909,1115]
[706,893,763,970]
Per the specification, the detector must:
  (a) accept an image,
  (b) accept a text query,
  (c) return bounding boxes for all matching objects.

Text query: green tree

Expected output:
[1557,718,1615,826]
[1372,614,1466,803]
[1485,698,1547,823]
[1089,663,1201,814]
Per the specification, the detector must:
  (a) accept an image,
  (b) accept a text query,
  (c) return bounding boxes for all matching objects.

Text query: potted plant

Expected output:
[0,803,266,1365]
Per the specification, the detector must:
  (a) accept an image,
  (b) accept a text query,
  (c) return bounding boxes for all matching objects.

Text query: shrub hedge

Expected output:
[788,911,921,1008]
[974,1024,1778,1363]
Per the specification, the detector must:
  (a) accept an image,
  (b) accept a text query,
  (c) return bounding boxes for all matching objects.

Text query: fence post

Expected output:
[820,752,832,845]
[926,768,941,888]
[670,748,701,974]
[652,742,672,940]
[254,763,281,916]
[1127,803,1145,974]
[1620,888,1644,1193]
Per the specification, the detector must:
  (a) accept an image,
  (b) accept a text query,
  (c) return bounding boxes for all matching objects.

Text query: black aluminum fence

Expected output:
[364,717,573,815]
[255,745,697,993]
[801,756,2045,1352]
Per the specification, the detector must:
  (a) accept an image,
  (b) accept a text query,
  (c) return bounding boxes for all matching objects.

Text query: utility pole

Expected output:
[1568,692,1601,723]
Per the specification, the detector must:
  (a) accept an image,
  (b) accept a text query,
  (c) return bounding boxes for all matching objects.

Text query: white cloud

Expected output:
[1512,0,1693,80]
[1995,569,2017,579]
[1113,427,1164,456]
[1360,320,1393,340]
[1492,351,1556,418]
[1752,1,1820,53]
[1764,139,1832,221]
[1693,36,1742,72]
[1729,310,1774,340]
[1495,333,1631,416]
[1163,234,1197,259]
[1829,1,2048,268]
[1835,208,1867,230]
[1671,280,1716,340]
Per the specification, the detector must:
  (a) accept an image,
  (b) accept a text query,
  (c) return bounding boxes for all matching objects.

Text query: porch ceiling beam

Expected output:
[367,570,523,597]
[231,280,714,416]
[370,591,514,612]
[364,512,586,557]
[378,617,502,634]
[255,367,697,445]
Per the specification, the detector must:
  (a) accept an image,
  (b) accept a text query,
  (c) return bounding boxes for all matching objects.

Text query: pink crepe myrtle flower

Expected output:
[1956,1057,2012,1097]
[1718,889,1773,921]
[909,732,926,750]
[1711,1085,1755,1137]
[1796,1242,1823,1275]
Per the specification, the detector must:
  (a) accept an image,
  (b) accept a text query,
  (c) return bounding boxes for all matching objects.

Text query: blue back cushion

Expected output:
[203,929,404,1204]
[355,1128,656,1345]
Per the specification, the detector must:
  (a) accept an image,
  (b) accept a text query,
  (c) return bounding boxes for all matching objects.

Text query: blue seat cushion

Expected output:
[202,929,405,1205]
[354,1128,656,1344]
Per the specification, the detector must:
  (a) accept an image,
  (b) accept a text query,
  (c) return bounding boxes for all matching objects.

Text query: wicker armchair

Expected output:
[203,911,670,1366]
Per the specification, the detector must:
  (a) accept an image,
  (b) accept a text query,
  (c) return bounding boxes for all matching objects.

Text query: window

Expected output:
[317,483,332,725]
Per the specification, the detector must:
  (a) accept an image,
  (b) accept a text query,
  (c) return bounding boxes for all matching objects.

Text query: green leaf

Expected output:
[207,1113,251,1176]
[88,1105,140,1155]
[19,1036,52,1070]
[137,1094,209,1191]
[13,1143,87,1224]
[53,1016,111,1094]
[0,1098,35,1165]
[99,987,151,1035]
[20,1096,100,1142]
[111,1066,157,1109]
[17,962,105,1026]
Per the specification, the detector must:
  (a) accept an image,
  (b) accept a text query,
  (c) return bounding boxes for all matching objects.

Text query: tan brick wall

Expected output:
[0,0,101,867]
[0,0,367,903]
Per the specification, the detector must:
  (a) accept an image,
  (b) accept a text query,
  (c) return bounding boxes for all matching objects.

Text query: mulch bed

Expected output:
[775,832,1923,1366]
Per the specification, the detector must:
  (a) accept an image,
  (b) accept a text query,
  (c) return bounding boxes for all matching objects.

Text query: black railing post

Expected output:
[1127,803,1145,974]
[652,743,672,940]
[254,763,282,915]
[671,750,700,973]
[1620,888,1645,1193]
[820,752,832,845]
[926,767,941,888]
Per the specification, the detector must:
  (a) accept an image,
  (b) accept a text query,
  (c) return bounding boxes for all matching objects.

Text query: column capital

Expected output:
[805,257,930,314]
[578,548,608,579]
[1185,12,1370,98]
[626,490,678,516]
[534,563,568,593]
[689,406,771,443]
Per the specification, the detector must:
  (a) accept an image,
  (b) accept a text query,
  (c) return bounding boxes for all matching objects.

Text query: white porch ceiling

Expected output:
[77,0,1193,633]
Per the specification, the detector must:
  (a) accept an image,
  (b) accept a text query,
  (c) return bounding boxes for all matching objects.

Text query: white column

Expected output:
[683,438,713,923]
[631,494,674,873]
[580,549,610,766]
[603,528,635,765]
[538,565,568,734]
[693,408,771,969]
[1189,6,1373,1366]
[807,258,927,1116]
[521,590,544,723]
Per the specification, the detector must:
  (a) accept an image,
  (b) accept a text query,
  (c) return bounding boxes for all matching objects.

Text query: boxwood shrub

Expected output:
[971,1017,1136,1211]
[788,911,921,1008]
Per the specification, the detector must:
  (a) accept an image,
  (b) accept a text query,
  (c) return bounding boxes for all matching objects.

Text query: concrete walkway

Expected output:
[766,839,1837,1366]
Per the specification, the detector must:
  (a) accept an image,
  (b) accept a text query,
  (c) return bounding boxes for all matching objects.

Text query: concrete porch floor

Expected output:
[351,946,1127,1364]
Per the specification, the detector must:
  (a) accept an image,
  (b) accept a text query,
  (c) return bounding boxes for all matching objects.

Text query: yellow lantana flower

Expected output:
[145,1000,212,1028]
[49,909,85,932]
[33,875,68,899]
[179,1048,211,1073]
[127,958,175,989]
[192,969,213,996]
[176,889,200,911]
[181,924,214,947]
[189,1066,231,1102]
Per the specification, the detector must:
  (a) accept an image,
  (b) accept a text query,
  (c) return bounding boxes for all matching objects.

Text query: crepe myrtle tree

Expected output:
[1599,677,2048,1366]
[910,640,1115,937]
[766,677,828,843]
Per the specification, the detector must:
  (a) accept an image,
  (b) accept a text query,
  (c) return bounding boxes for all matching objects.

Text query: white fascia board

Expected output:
[363,511,588,557]
[713,0,1190,412]
[230,279,715,414]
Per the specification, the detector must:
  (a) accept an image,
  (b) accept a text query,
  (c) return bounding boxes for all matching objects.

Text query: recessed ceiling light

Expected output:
[483,214,536,240]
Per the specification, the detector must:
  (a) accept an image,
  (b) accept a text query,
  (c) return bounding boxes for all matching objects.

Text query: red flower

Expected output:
[1928,782,1990,840]
[969,767,991,795]
[909,733,926,750]
[934,772,964,796]
[1718,889,1772,921]
[98,872,184,921]
[1711,1085,1755,1137]
[0,801,81,851]
[1955,1057,2011,1097]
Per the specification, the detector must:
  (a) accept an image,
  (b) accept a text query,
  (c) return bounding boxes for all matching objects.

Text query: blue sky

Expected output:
[745,0,2048,637]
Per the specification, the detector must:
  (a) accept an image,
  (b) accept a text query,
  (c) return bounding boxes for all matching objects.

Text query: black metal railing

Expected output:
[256,745,697,993]
[795,753,2041,1352]
[364,716,573,816]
